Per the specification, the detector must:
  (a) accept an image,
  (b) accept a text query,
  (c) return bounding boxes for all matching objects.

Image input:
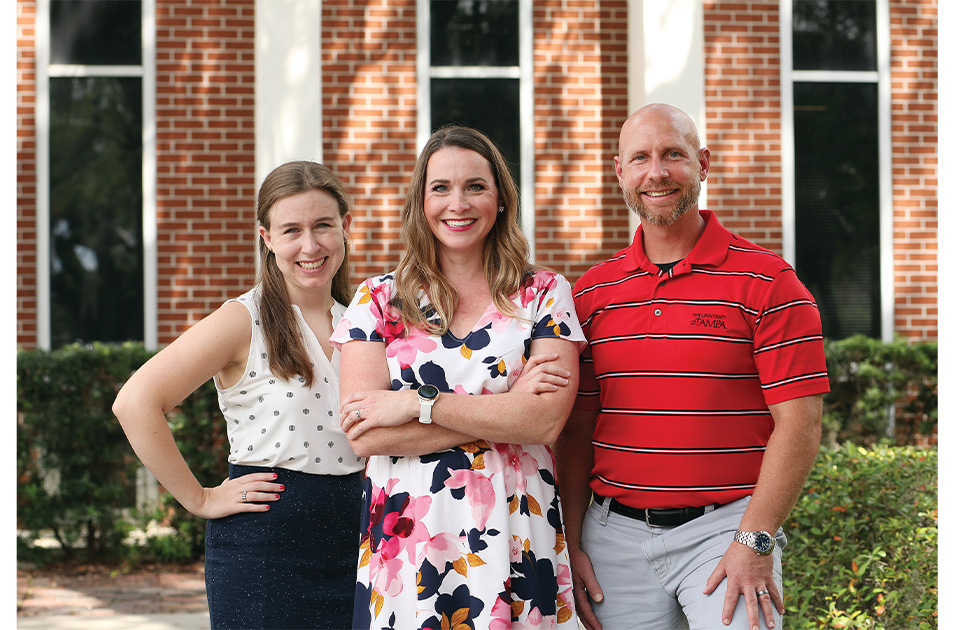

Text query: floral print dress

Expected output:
[330,270,584,630]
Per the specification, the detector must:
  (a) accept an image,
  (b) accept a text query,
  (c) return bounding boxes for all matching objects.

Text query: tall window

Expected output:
[420,0,535,253]
[783,0,890,340]
[43,0,148,347]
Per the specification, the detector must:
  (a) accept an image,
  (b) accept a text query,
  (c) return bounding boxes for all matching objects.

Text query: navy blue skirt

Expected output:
[205,465,363,629]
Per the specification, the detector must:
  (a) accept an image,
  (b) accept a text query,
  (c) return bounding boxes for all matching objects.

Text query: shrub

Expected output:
[823,336,937,446]
[17,342,151,561]
[17,342,228,563]
[784,443,938,629]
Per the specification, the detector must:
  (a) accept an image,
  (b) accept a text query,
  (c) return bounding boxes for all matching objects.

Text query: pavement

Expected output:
[16,562,210,629]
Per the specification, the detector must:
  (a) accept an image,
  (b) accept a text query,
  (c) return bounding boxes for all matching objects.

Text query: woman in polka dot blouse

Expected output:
[114,161,364,629]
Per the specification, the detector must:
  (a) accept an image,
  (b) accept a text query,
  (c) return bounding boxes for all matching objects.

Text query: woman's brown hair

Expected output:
[256,161,353,386]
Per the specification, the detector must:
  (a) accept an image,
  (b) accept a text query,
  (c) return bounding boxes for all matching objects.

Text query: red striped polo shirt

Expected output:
[573,210,830,509]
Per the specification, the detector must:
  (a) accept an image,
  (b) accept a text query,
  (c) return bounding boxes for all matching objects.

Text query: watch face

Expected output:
[753,532,774,553]
[418,384,439,400]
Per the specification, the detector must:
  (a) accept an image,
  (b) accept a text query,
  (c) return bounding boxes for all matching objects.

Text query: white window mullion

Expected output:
[518,0,534,260]
[36,0,52,349]
[143,0,157,350]
[876,0,894,342]
[416,0,431,152]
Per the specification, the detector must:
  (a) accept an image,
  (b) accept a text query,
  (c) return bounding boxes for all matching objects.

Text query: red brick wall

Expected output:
[702,0,938,341]
[532,0,630,282]
[155,0,257,343]
[15,0,938,345]
[702,2,784,253]
[321,0,630,287]
[16,0,37,347]
[890,0,938,340]
[321,0,419,282]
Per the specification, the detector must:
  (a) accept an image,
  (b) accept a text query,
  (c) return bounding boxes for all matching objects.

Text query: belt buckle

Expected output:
[644,508,661,528]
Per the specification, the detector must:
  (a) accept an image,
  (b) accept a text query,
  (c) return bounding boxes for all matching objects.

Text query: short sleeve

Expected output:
[329,274,396,349]
[524,271,586,352]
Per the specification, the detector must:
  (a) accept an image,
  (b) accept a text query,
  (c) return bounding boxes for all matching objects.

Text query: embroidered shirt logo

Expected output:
[690,312,727,329]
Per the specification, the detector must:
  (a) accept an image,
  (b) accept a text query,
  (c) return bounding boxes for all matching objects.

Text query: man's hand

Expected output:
[569,547,604,630]
[703,542,782,630]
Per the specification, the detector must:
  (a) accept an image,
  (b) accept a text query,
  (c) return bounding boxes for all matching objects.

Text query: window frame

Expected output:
[416,0,536,259]
[780,0,893,341]
[36,0,157,350]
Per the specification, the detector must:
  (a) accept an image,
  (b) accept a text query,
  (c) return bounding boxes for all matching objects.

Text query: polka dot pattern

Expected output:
[215,288,364,475]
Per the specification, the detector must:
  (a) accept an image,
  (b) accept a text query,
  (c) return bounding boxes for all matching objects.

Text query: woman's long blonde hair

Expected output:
[256,161,353,386]
[393,125,532,334]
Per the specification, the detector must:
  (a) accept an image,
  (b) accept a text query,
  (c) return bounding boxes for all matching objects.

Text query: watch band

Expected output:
[733,530,776,555]
[417,385,439,424]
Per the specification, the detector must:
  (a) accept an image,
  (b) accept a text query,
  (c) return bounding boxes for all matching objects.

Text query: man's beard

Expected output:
[623,178,701,226]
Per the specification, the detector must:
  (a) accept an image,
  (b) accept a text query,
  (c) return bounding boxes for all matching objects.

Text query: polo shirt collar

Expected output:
[622,209,731,273]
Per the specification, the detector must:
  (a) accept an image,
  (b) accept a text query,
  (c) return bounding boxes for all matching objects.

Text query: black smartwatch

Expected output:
[417,384,440,424]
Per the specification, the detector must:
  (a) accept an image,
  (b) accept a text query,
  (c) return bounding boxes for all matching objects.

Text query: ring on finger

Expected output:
[756,589,770,597]
[356,409,362,420]
[242,490,248,503]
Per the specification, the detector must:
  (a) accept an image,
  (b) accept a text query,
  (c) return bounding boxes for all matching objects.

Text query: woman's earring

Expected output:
[498,206,505,213]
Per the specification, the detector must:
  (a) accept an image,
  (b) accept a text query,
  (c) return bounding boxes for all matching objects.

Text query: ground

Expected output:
[17,562,209,618]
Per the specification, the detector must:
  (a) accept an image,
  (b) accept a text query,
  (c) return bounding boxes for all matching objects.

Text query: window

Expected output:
[420,0,535,254]
[782,0,891,340]
[40,0,154,348]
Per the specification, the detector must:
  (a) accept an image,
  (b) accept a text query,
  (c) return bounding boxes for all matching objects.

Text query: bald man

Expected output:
[556,104,829,630]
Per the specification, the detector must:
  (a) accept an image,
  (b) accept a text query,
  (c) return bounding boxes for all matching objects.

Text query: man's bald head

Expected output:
[619,103,702,156]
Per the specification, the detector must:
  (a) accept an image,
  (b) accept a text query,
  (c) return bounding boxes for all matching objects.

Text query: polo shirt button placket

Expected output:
[654,308,662,317]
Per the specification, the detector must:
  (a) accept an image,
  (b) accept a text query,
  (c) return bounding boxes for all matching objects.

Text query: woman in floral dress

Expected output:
[330,126,584,630]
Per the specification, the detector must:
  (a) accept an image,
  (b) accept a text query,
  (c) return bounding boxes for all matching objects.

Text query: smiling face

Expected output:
[423,146,499,260]
[259,189,352,301]
[615,104,710,226]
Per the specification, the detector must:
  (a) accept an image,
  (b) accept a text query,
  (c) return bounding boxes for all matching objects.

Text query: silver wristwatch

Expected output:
[733,530,776,556]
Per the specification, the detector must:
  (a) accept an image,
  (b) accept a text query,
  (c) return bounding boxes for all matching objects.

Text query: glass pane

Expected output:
[50,76,144,346]
[794,82,880,339]
[431,0,519,67]
[792,0,877,71]
[51,0,142,65]
[431,78,521,184]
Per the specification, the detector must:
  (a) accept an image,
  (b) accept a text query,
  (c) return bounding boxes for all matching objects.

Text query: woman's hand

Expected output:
[340,389,418,441]
[190,472,285,519]
[509,353,571,394]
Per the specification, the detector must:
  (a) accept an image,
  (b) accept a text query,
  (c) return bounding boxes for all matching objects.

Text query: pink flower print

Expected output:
[489,587,513,630]
[509,535,523,563]
[483,444,540,496]
[556,561,572,588]
[443,468,497,531]
[368,544,404,597]
[419,531,466,569]
[386,324,437,365]
[512,608,557,630]
[517,270,557,307]
[474,307,513,335]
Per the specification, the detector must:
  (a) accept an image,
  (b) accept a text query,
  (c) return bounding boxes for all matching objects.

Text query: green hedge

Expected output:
[823,335,937,447]
[784,442,938,629]
[16,336,938,585]
[17,342,227,563]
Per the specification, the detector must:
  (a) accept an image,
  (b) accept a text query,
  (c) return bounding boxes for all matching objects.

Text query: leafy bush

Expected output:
[17,343,151,561]
[823,336,937,446]
[17,342,228,563]
[784,443,938,629]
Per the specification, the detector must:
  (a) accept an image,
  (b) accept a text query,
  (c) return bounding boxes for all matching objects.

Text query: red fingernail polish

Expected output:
[279,485,285,490]
[272,473,278,479]
[274,494,280,499]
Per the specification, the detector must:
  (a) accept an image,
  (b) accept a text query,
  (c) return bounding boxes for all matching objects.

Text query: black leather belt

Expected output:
[593,494,716,528]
